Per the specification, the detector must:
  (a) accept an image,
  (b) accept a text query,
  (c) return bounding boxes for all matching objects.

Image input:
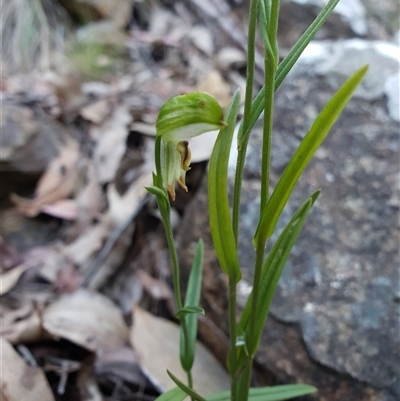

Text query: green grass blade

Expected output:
[240,192,319,353]
[180,239,204,372]
[167,370,207,401]
[254,65,368,247]
[154,387,187,401]
[208,90,242,283]
[238,0,341,145]
[207,384,317,401]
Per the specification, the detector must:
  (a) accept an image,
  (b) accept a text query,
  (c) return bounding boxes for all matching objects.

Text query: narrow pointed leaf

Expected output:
[180,239,204,371]
[177,305,205,318]
[167,370,207,401]
[206,384,317,401]
[239,191,319,356]
[238,0,341,145]
[208,90,242,283]
[154,387,187,401]
[254,65,368,247]
[145,186,169,202]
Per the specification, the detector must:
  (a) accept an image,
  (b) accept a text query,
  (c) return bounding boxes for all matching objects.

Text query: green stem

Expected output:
[260,51,277,212]
[159,206,183,311]
[260,60,276,211]
[268,0,281,59]
[248,245,265,355]
[158,204,195,397]
[156,179,196,398]
[238,357,253,401]
[187,370,193,390]
[260,0,279,213]
[232,0,259,242]
[228,278,238,401]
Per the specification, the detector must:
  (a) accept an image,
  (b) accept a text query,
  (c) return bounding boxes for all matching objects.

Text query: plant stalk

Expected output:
[260,0,279,212]
[232,0,259,242]
[228,277,238,401]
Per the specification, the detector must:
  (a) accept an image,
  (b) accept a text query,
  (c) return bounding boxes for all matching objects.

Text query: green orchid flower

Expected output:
[155,92,226,200]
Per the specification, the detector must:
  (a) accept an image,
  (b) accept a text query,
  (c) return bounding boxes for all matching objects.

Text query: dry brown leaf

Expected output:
[1,243,64,295]
[189,26,214,56]
[33,243,69,283]
[0,263,30,295]
[216,47,247,71]
[107,172,153,226]
[95,346,144,386]
[40,199,78,220]
[91,105,132,183]
[54,263,84,294]
[80,99,110,124]
[76,358,104,401]
[131,306,230,394]
[1,302,42,344]
[42,289,129,354]
[65,221,110,266]
[0,338,55,401]
[0,237,21,272]
[11,136,80,217]
[196,70,231,109]
[75,162,104,226]
[137,270,173,301]
[130,121,157,136]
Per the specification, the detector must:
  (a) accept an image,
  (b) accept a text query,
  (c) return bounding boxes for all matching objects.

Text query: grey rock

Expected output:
[291,39,400,126]
[178,38,399,400]
[234,40,399,398]
[333,0,367,35]
[395,30,400,45]
[278,0,367,49]
[384,73,400,121]
[286,0,367,35]
[318,39,400,101]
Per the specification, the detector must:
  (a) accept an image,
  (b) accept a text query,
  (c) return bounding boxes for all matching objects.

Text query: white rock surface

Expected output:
[293,39,400,101]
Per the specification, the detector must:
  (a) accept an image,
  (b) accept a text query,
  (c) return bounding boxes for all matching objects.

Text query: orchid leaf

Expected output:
[167,370,207,401]
[154,387,187,401]
[208,90,242,283]
[240,191,320,355]
[180,239,204,371]
[254,65,368,247]
[207,384,317,401]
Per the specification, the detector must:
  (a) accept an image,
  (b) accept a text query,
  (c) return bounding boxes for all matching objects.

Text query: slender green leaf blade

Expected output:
[208,90,242,283]
[180,239,204,371]
[254,65,368,247]
[239,192,320,355]
[145,185,169,202]
[167,370,207,401]
[207,384,317,401]
[238,0,341,145]
[177,306,204,318]
[154,386,187,401]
